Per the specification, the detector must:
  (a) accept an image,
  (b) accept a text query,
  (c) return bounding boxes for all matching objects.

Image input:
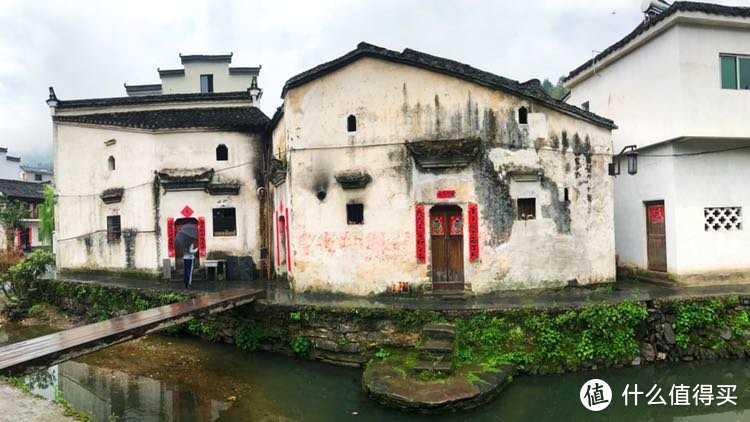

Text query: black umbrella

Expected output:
[175,223,198,251]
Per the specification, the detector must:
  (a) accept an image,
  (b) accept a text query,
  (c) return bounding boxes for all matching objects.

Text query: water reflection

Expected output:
[4,322,750,422]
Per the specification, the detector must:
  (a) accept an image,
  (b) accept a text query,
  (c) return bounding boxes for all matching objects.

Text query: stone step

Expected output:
[421,323,456,341]
[418,350,453,362]
[412,360,453,374]
[419,339,454,353]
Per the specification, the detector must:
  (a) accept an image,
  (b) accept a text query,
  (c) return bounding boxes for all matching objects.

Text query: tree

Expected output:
[542,77,570,101]
[39,185,55,245]
[0,197,28,251]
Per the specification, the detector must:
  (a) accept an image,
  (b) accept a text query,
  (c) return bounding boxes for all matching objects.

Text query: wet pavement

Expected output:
[51,273,750,311]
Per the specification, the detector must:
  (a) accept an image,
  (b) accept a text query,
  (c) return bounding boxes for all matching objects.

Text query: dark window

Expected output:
[34,174,42,181]
[517,198,536,220]
[213,208,237,236]
[216,144,228,161]
[721,55,750,90]
[107,215,121,242]
[518,107,528,124]
[347,115,357,132]
[108,156,115,171]
[200,74,214,93]
[347,203,364,224]
[564,188,570,203]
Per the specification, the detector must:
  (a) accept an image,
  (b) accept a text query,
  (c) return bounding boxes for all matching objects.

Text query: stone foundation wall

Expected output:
[32,279,750,371]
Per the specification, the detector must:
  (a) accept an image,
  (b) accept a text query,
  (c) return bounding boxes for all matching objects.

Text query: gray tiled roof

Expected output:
[565,1,750,82]
[53,106,269,131]
[282,42,616,129]
[0,179,44,201]
[54,91,253,110]
[20,166,53,175]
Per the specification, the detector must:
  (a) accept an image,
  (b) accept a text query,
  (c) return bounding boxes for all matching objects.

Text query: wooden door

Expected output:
[645,201,667,272]
[430,206,464,292]
[174,217,200,275]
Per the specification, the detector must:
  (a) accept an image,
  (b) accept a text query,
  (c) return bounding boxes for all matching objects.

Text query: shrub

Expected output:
[235,323,265,351]
[290,336,311,356]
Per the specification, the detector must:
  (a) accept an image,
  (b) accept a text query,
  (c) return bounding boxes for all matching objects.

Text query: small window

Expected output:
[564,188,570,203]
[34,174,42,181]
[216,144,228,161]
[517,198,536,220]
[347,203,364,224]
[347,115,357,132]
[518,107,528,124]
[107,216,121,242]
[108,156,115,171]
[200,74,214,93]
[721,55,750,90]
[213,208,237,236]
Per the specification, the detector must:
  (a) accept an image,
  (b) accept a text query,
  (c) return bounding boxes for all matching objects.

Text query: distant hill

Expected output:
[20,149,53,171]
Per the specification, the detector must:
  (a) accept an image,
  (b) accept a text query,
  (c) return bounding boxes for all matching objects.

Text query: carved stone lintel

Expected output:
[406,138,480,170]
[335,171,372,189]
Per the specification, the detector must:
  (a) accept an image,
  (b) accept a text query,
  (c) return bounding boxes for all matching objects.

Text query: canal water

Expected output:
[2,322,750,421]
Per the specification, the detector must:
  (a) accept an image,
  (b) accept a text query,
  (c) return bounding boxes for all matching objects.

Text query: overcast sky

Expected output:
[1,0,748,163]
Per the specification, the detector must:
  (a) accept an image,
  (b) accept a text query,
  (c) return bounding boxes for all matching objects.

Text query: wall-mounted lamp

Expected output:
[609,145,638,176]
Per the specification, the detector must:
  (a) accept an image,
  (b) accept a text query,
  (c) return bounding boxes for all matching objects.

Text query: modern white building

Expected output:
[20,166,54,183]
[48,54,267,278]
[124,53,262,100]
[565,1,750,285]
[0,147,22,180]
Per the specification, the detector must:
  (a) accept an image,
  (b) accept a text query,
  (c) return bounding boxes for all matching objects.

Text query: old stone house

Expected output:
[49,54,268,277]
[268,42,617,295]
[565,1,750,285]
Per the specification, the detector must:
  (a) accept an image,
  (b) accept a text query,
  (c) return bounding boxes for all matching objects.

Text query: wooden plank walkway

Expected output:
[0,287,262,375]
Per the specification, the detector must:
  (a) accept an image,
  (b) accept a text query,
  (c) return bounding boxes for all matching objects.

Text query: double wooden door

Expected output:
[430,206,464,292]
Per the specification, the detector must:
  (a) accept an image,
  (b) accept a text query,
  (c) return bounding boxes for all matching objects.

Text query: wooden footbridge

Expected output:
[0,287,262,375]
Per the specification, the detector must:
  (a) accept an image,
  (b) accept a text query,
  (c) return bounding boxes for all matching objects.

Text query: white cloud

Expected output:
[1,0,749,158]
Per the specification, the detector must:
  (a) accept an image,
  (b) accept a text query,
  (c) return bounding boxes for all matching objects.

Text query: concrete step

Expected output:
[422,323,456,341]
[412,360,453,373]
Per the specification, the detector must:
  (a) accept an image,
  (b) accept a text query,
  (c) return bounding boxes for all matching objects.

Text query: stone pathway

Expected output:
[52,273,750,311]
[0,381,75,421]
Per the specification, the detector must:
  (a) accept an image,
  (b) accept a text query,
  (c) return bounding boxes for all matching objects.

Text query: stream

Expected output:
[2,322,750,421]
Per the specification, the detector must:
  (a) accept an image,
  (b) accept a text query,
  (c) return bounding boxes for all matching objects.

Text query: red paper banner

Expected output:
[449,215,463,235]
[197,217,207,257]
[437,190,456,199]
[415,204,426,263]
[649,206,664,224]
[431,215,446,236]
[167,218,175,257]
[285,208,292,271]
[468,203,479,262]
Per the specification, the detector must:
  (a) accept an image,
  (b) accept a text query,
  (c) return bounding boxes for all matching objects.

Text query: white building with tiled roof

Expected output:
[565,1,750,285]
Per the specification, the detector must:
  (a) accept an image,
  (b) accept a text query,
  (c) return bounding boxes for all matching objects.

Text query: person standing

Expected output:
[183,242,198,289]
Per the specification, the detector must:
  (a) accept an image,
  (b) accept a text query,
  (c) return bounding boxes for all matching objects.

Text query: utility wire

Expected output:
[55,141,750,197]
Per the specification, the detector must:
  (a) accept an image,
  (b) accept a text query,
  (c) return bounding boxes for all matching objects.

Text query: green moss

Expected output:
[290,336,311,356]
[235,322,266,351]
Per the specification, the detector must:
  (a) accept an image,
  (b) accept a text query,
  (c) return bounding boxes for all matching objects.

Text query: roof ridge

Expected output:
[282,42,615,129]
[565,1,750,82]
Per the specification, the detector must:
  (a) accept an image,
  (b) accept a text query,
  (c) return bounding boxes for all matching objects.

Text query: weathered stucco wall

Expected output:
[54,123,263,271]
[274,57,614,294]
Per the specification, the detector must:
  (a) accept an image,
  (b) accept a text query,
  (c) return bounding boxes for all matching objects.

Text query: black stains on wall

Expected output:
[473,147,513,245]
[434,95,441,133]
[550,134,560,149]
[481,109,497,141]
[388,147,414,193]
[311,172,330,200]
[561,130,569,152]
[152,175,161,267]
[498,109,524,150]
[540,177,571,234]
[123,229,137,268]
[83,235,92,255]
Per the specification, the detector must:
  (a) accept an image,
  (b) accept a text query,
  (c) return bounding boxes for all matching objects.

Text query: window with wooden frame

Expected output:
[107,215,121,242]
[213,207,237,236]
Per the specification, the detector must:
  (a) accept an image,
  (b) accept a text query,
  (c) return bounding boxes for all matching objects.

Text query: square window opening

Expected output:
[34,174,42,181]
[213,207,237,236]
[107,215,121,242]
[200,74,214,93]
[347,203,364,225]
[517,198,536,220]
